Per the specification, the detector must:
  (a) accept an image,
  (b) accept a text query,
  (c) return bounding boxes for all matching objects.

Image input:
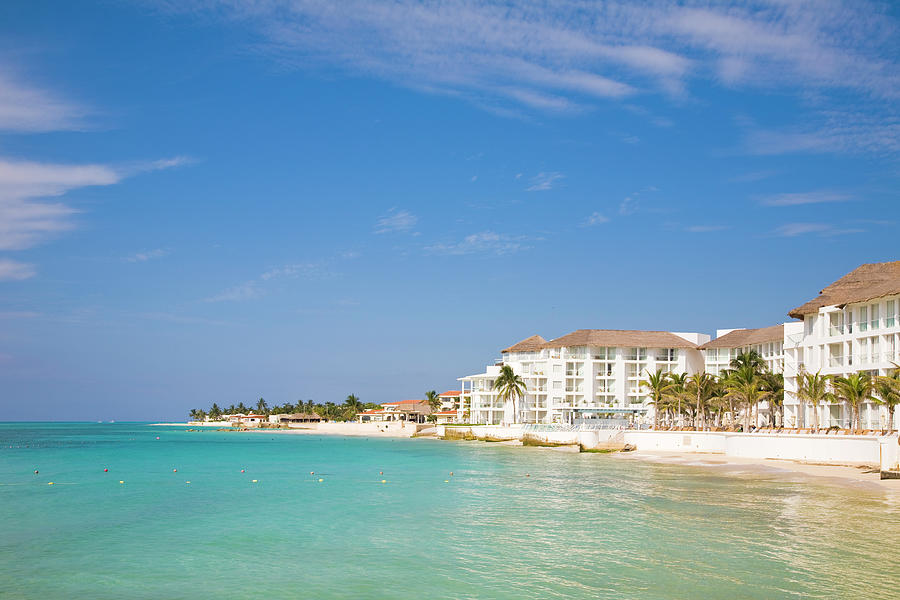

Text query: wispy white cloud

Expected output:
[583,212,610,226]
[150,0,900,128]
[0,157,186,253]
[123,248,171,263]
[205,281,263,302]
[205,260,332,302]
[0,69,86,132]
[526,172,564,192]
[742,111,900,156]
[619,196,637,216]
[427,231,529,255]
[773,222,864,237]
[0,258,36,281]
[260,262,321,281]
[759,191,852,207]
[374,208,417,234]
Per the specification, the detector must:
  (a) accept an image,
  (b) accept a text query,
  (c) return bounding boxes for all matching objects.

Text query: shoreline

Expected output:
[608,449,898,491]
[154,421,900,490]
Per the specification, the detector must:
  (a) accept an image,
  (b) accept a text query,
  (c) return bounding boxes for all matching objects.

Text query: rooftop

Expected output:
[700,324,784,349]
[541,329,700,350]
[381,399,429,406]
[438,390,461,397]
[501,335,547,353]
[788,261,900,319]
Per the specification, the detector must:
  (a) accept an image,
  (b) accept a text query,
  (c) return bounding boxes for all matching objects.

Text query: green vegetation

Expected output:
[493,365,526,424]
[639,350,784,430]
[189,395,381,423]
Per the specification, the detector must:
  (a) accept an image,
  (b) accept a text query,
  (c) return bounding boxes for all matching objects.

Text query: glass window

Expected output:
[887,300,896,328]
[871,304,880,330]
[859,306,868,332]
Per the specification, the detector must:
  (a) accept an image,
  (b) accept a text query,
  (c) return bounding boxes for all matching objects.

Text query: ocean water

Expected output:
[1,423,899,600]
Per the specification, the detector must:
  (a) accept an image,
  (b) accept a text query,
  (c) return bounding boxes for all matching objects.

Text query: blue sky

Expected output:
[1,0,898,420]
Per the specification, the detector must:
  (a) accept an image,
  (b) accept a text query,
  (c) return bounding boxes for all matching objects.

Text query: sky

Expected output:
[0,0,898,421]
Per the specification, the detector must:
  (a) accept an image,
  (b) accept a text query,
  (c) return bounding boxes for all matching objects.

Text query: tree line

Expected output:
[642,350,900,432]
[189,390,448,423]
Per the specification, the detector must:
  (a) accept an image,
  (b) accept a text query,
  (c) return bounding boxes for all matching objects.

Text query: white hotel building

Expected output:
[459,330,708,425]
[458,261,900,429]
[783,261,900,430]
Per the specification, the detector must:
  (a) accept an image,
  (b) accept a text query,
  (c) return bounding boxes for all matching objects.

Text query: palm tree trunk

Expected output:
[889,406,895,434]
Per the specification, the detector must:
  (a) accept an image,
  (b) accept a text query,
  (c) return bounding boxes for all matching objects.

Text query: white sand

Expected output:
[611,449,900,492]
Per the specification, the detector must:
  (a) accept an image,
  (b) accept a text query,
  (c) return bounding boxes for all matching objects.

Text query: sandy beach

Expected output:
[611,449,900,492]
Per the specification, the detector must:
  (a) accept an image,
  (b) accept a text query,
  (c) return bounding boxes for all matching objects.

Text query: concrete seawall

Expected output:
[435,425,900,471]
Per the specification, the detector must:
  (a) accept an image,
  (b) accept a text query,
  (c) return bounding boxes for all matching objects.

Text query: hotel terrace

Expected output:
[458,261,900,430]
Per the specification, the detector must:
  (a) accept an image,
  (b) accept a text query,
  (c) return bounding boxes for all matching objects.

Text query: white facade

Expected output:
[784,294,900,429]
[459,331,709,425]
[703,328,785,377]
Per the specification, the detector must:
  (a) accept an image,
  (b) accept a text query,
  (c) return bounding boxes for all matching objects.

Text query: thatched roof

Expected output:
[501,335,547,353]
[788,261,900,319]
[542,329,699,349]
[279,413,322,421]
[700,324,784,349]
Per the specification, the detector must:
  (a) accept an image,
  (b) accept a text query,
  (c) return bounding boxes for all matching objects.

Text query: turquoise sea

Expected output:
[1,423,899,599]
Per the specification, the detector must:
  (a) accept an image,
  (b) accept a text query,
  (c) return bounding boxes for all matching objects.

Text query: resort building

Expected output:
[700,325,785,377]
[456,260,899,429]
[459,329,709,425]
[438,390,462,411]
[432,410,461,424]
[783,261,900,430]
[357,399,433,423]
[269,413,323,425]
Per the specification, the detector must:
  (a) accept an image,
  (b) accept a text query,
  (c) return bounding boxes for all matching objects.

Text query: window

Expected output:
[625,347,646,361]
[887,300,896,328]
[859,306,868,332]
[658,348,677,362]
[552,381,562,391]
[871,304,880,330]
[829,312,843,336]
[553,364,562,375]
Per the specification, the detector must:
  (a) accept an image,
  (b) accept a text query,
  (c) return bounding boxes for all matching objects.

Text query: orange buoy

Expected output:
[172,469,177,473]
[240,469,245,473]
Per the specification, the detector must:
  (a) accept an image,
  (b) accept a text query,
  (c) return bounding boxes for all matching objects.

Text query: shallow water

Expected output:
[1,423,898,599]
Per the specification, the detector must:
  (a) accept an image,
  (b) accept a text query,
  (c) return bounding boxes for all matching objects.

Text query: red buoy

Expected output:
[104,468,108,472]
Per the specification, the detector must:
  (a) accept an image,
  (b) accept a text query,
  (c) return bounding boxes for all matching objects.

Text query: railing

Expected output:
[828,356,844,368]
[524,422,637,432]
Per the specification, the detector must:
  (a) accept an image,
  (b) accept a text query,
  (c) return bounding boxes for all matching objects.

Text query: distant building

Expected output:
[460,329,709,425]
[357,400,433,423]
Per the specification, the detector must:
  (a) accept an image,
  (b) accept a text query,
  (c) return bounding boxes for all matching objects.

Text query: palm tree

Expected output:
[425,390,442,412]
[256,397,268,414]
[209,403,222,419]
[237,402,248,414]
[493,365,526,425]
[831,372,874,432]
[795,370,831,433]
[667,373,688,427]
[641,369,674,429]
[686,372,716,431]
[730,350,765,373]
[873,373,900,433]
[724,365,770,431]
[761,371,785,427]
[343,394,363,420]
